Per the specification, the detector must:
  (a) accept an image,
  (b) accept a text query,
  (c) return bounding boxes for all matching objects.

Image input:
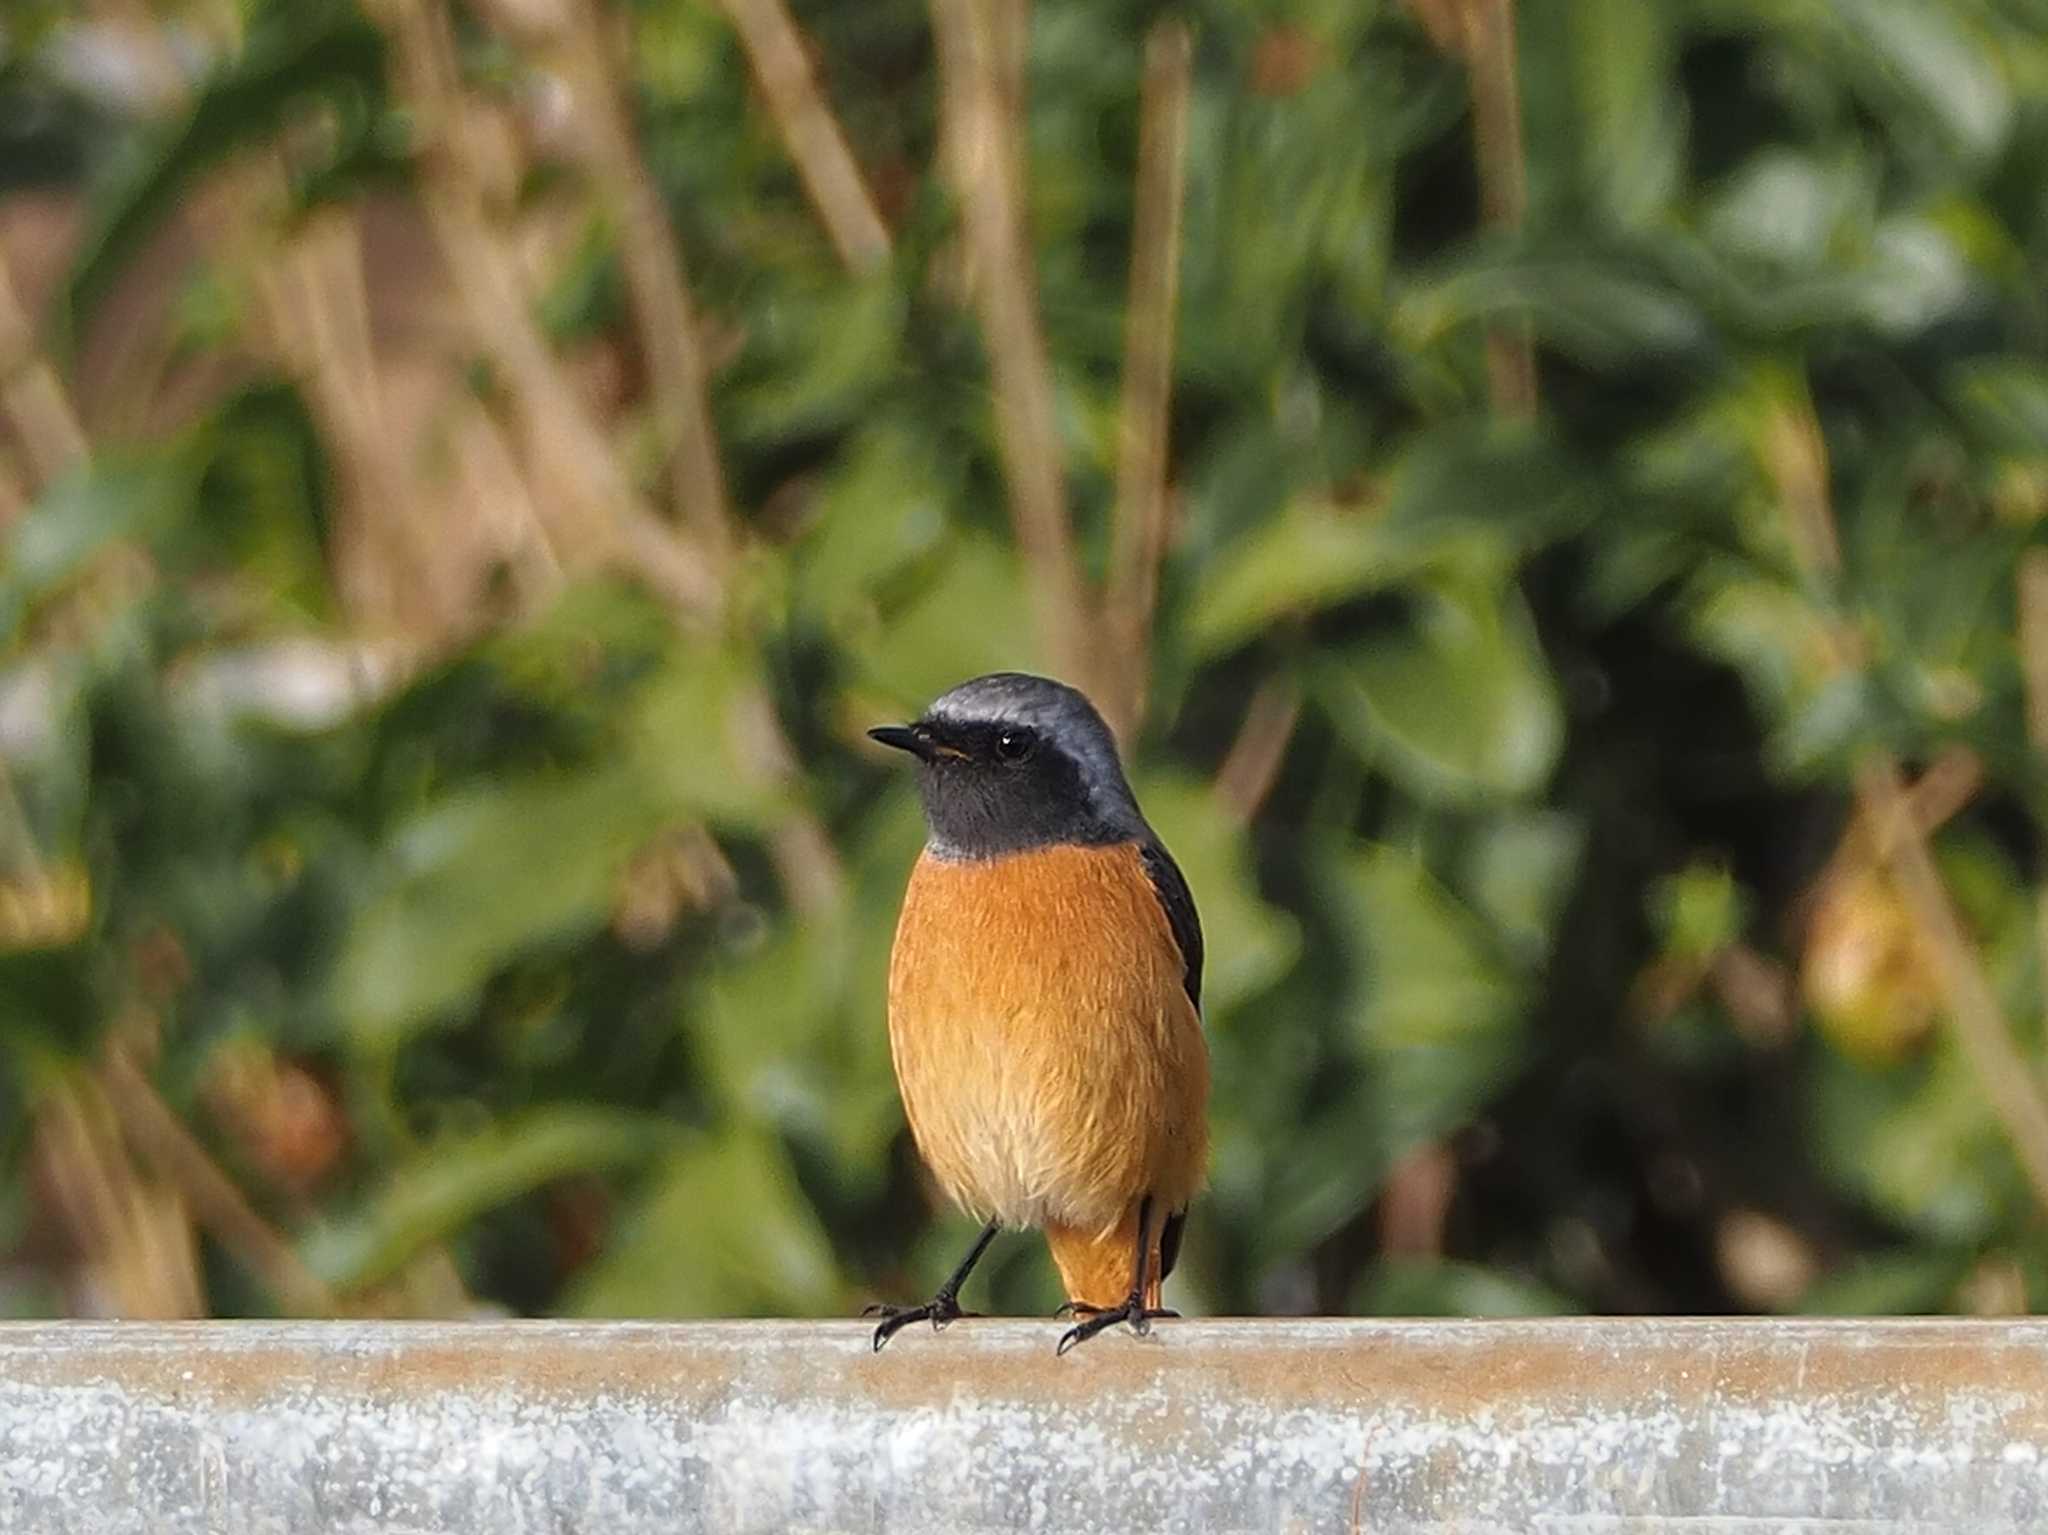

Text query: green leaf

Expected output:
[1188,425,1591,658]
[631,0,733,102]
[727,275,905,442]
[1324,846,1527,1153]
[331,763,671,1050]
[1811,1044,2013,1244]
[1946,359,2048,455]
[0,450,201,643]
[690,910,896,1179]
[567,1133,841,1317]
[793,424,952,623]
[1235,1089,1401,1257]
[1398,251,1709,369]
[1572,0,1684,228]
[1186,498,1433,659]
[1459,810,1585,966]
[0,945,102,1057]
[1825,0,2014,165]
[303,1107,668,1290]
[1366,421,1595,548]
[187,382,335,619]
[686,796,924,1195]
[1355,1257,1579,1318]
[624,648,792,830]
[1703,151,1873,273]
[1317,572,1563,804]
[1650,862,1749,962]
[1684,561,1836,759]
[1795,1249,1974,1316]
[848,533,1043,705]
[1852,217,1974,337]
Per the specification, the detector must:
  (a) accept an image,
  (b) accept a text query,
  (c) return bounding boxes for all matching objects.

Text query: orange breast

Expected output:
[885,841,1209,1238]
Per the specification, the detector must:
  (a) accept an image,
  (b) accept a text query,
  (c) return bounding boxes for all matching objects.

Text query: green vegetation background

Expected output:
[3,0,2048,1323]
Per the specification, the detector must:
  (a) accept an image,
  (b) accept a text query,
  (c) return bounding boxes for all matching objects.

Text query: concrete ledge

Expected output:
[4,1318,2048,1532]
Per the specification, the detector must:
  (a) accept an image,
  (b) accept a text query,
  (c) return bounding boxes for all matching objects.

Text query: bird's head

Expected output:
[868,672,1145,860]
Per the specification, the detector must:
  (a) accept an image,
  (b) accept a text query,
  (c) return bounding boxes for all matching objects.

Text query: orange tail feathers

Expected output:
[1045,1204,1163,1311]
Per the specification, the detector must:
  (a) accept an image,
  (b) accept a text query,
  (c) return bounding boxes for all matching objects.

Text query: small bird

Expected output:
[865,672,1209,1354]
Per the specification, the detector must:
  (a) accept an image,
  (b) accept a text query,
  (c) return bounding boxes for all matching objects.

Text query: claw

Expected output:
[868,1295,981,1352]
[1055,1300,1178,1356]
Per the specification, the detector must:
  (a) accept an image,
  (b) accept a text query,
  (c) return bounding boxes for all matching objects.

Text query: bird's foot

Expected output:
[1053,1298,1180,1320]
[864,1293,980,1352]
[1053,1299,1183,1320]
[1054,1297,1179,1355]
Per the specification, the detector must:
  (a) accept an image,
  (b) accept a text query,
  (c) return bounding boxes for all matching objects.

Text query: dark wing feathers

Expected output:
[1138,839,1203,1012]
[1158,1207,1187,1284]
[1137,836,1202,1284]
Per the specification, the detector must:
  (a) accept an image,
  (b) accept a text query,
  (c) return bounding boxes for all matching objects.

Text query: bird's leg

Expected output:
[1055,1197,1178,1355]
[866,1221,1000,1352]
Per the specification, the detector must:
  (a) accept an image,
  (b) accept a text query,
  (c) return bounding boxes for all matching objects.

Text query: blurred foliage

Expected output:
[6,0,2048,1326]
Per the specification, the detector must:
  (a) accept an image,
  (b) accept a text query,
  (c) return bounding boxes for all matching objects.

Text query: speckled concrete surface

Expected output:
[2,1318,2046,1532]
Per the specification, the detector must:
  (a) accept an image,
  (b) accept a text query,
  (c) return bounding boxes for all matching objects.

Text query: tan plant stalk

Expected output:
[1103,19,1193,741]
[717,0,893,272]
[557,0,736,583]
[929,0,1096,695]
[0,255,89,487]
[1459,0,1535,419]
[1215,675,1303,824]
[101,1048,337,1317]
[380,0,845,910]
[1771,392,2048,1207]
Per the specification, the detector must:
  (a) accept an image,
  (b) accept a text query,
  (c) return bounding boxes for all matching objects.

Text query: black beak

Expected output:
[867,724,924,758]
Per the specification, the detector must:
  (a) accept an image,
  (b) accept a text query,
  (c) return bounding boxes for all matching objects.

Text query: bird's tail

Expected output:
[1045,1204,1162,1310]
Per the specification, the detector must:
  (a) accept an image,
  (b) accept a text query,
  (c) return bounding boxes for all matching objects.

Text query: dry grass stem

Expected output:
[255,204,459,632]
[1853,759,2048,1201]
[1104,19,1193,740]
[1900,745,1983,836]
[0,449,27,527]
[2020,551,2048,754]
[109,2,490,637]
[101,1049,337,1316]
[1378,1141,1457,1256]
[1764,400,1842,577]
[1215,675,1303,823]
[371,0,644,583]
[0,253,89,487]
[561,0,736,583]
[32,1076,204,1318]
[718,0,893,272]
[930,0,1095,694]
[1459,0,1535,419]
[1771,394,2048,1211]
[452,0,844,907]
[991,0,1030,123]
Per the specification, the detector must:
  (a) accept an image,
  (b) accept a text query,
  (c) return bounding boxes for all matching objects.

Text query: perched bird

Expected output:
[866,672,1209,1354]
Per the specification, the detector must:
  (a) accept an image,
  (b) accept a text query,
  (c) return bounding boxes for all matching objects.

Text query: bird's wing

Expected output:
[1138,838,1203,1013]
[1138,837,1202,1285]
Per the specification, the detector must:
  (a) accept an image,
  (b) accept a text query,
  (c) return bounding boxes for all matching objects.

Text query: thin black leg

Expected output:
[1055,1196,1179,1356]
[866,1221,1000,1352]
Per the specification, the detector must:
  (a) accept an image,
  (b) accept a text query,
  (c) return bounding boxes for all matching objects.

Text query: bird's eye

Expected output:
[994,729,1035,764]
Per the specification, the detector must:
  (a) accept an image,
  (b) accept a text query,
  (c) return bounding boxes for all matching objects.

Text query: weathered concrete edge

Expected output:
[6,1319,2048,1535]
[10,1313,2048,1346]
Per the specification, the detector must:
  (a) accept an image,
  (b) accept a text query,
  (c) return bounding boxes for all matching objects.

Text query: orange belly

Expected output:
[885,842,1209,1239]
